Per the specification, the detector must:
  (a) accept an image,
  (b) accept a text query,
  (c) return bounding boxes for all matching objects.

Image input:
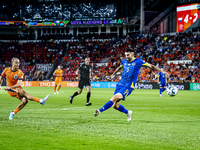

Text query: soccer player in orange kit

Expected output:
[53,65,63,94]
[0,57,49,120]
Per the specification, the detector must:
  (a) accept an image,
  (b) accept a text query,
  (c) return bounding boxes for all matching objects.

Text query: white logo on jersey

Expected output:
[132,63,136,66]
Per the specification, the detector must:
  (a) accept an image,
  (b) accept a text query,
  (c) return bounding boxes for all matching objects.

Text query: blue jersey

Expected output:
[117,58,148,89]
[158,72,166,84]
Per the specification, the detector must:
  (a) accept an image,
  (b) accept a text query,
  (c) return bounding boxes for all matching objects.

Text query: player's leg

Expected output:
[94,93,122,117]
[86,86,92,106]
[57,84,61,94]
[113,100,128,114]
[70,88,82,104]
[94,86,133,121]
[162,84,167,93]
[9,97,28,120]
[54,84,57,94]
[113,100,132,121]
[160,87,163,97]
[18,89,49,105]
[69,80,83,104]
[94,85,123,115]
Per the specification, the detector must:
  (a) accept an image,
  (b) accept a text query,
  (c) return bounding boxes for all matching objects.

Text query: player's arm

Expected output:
[157,75,160,84]
[111,65,123,79]
[165,75,168,84]
[89,68,92,81]
[146,63,168,75]
[53,71,59,77]
[76,69,80,80]
[157,72,160,84]
[89,66,92,81]
[0,68,7,90]
[3,80,22,91]
[0,76,3,90]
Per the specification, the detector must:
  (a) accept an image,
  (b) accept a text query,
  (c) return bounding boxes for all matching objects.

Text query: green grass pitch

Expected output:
[0,87,200,150]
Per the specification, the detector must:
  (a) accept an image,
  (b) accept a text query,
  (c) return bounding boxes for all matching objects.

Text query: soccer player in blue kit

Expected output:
[94,48,168,121]
[157,71,168,97]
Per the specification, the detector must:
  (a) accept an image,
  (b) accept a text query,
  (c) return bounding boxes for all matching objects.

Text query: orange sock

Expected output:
[57,86,61,91]
[34,97,41,103]
[13,108,19,114]
[54,87,56,92]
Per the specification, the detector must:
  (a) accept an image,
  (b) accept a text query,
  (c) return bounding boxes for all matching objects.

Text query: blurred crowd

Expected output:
[0,32,199,83]
[61,32,200,83]
[0,41,65,64]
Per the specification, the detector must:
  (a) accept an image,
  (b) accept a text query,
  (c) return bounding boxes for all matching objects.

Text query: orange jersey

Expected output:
[54,69,63,79]
[1,67,24,87]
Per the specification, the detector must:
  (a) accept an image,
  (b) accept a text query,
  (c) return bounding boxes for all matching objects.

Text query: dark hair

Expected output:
[11,57,19,63]
[125,48,134,52]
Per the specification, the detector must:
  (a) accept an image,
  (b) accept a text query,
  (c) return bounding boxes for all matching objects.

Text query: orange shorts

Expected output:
[7,87,23,100]
[55,77,62,85]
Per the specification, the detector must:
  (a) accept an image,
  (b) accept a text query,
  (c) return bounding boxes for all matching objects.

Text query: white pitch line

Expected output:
[1,106,196,112]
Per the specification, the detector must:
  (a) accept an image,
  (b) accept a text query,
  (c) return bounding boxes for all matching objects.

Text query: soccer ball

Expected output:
[166,86,178,96]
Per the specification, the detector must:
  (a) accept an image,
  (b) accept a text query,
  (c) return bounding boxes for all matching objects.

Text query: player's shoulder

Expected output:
[122,59,127,62]
[136,58,144,61]
[1,67,10,76]
[80,64,85,68]
[17,69,24,74]
[4,67,10,71]
[135,58,144,63]
[121,59,127,64]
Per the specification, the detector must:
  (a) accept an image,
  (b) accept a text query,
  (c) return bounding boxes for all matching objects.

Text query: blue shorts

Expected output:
[114,85,133,100]
[159,83,166,88]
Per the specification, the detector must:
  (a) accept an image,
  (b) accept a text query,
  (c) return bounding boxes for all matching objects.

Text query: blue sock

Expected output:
[160,88,162,94]
[99,100,114,113]
[162,88,166,92]
[117,105,128,114]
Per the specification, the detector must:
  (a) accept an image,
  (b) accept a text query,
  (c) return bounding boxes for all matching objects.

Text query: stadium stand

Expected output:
[59,32,200,83]
[0,32,199,83]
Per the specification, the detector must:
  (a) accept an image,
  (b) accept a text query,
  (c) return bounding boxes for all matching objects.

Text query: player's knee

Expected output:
[87,87,91,93]
[112,95,122,102]
[112,104,118,109]
[112,104,116,109]
[22,97,28,105]
[78,90,82,94]
[18,89,25,96]
[113,102,119,109]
